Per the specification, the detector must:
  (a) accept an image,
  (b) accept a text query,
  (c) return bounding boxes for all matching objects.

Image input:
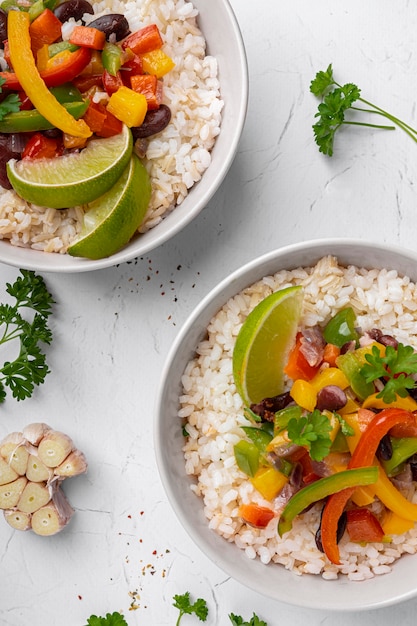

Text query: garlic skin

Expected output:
[0,423,87,535]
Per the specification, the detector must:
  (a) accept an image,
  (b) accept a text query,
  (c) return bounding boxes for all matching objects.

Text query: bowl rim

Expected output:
[154,237,417,611]
[0,0,249,273]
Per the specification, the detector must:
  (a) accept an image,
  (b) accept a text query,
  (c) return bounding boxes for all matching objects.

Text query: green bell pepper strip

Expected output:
[102,42,123,77]
[277,465,379,536]
[234,440,259,477]
[0,100,88,133]
[323,307,359,348]
[241,426,272,452]
[48,42,79,58]
[274,405,302,434]
[382,437,417,476]
[49,83,83,103]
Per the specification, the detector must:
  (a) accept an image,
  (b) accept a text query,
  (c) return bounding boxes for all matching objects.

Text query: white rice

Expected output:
[0,0,223,253]
[181,255,417,580]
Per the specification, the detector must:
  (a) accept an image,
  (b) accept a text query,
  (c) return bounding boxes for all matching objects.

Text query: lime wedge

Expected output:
[7,125,133,209]
[67,154,151,260]
[233,286,304,406]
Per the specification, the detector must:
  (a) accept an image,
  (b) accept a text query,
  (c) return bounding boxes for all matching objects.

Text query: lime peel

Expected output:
[7,125,133,209]
[232,286,304,406]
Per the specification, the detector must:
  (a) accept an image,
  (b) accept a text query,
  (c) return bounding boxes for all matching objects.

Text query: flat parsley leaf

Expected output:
[287,410,332,461]
[0,76,20,121]
[85,613,128,626]
[173,592,208,625]
[229,613,268,626]
[361,343,417,403]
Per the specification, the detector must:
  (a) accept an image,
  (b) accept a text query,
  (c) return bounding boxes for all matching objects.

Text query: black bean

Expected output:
[315,385,347,412]
[54,0,94,23]
[0,9,7,48]
[87,14,130,41]
[131,104,172,139]
[249,391,292,422]
[379,334,399,349]
[0,134,23,190]
[377,433,393,462]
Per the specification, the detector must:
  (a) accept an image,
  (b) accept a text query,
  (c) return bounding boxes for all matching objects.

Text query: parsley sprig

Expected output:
[173,592,208,625]
[0,270,54,402]
[85,613,128,626]
[310,64,417,156]
[229,613,268,626]
[287,409,332,461]
[361,343,417,403]
[0,76,20,121]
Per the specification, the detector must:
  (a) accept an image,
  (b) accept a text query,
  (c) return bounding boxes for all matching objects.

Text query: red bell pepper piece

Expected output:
[346,508,384,543]
[22,132,63,159]
[0,47,92,90]
[72,73,104,93]
[121,52,143,84]
[69,25,106,50]
[284,333,321,381]
[322,343,341,367]
[238,503,275,528]
[320,408,414,564]
[102,69,124,95]
[82,101,122,137]
[29,9,62,56]
[121,24,163,55]
[130,74,162,110]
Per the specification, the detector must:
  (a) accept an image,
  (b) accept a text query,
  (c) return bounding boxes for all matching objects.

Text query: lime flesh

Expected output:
[67,154,151,260]
[7,125,133,209]
[233,286,304,406]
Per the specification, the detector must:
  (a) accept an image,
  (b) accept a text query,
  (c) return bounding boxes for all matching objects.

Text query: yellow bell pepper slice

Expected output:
[107,86,147,128]
[250,466,288,501]
[382,510,415,535]
[374,462,417,521]
[290,379,316,412]
[7,10,92,139]
[310,367,349,392]
[141,49,175,78]
[362,392,417,412]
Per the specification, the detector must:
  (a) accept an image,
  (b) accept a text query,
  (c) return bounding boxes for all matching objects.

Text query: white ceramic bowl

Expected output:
[0,0,248,273]
[155,238,417,611]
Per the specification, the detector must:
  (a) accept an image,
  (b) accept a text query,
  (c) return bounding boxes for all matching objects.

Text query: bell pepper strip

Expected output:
[389,417,417,439]
[381,437,417,476]
[0,45,92,90]
[321,408,416,563]
[36,44,51,72]
[362,392,417,412]
[251,466,288,501]
[29,9,62,56]
[106,85,147,127]
[373,460,417,521]
[277,466,379,537]
[49,83,83,103]
[102,42,123,76]
[323,307,359,348]
[7,10,92,138]
[382,510,415,535]
[69,25,106,51]
[238,503,275,529]
[48,41,79,58]
[22,133,63,159]
[346,508,385,543]
[121,23,163,55]
[241,426,273,454]
[0,100,88,133]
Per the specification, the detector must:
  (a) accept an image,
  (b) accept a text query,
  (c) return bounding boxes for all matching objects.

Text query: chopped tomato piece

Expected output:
[22,133,63,159]
[346,508,385,543]
[121,24,163,55]
[238,503,275,528]
[69,25,106,50]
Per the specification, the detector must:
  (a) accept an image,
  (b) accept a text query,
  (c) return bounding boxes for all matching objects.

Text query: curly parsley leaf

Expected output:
[173,592,208,625]
[310,63,417,156]
[229,613,268,626]
[361,343,417,403]
[85,613,128,626]
[0,76,21,121]
[0,270,54,402]
[287,410,332,461]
